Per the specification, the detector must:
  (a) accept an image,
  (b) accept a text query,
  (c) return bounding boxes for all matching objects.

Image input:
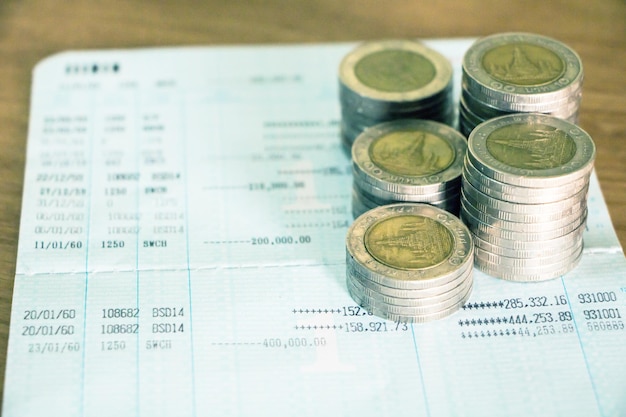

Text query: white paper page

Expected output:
[4,40,626,417]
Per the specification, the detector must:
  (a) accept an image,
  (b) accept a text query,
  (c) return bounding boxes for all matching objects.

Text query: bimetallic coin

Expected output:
[347,277,472,313]
[461,171,588,205]
[467,114,595,188]
[352,119,467,194]
[356,179,460,204]
[459,93,488,124]
[340,40,453,106]
[459,33,584,141]
[366,214,453,268]
[459,110,591,283]
[463,156,590,203]
[352,184,461,220]
[346,203,473,290]
[473,240,583,268]
[462,83,583,115]
[464,216,586,251]
[462,178,588,215]
[471,227,584,259]
[460,197,587,233]
[340,83,454,118]
[474,245,583,282]
[462,32,583,103]
[348,280,472,323]
[347,272,472,308]
[347,259,473,298]
[458,115,476,138]
[460,188,585,224]
[351,189,373,219]
[461,207,586,242]
[347,246,470,291]
[339,40,456,149]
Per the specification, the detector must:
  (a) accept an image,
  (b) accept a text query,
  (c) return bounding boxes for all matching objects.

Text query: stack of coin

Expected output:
[460,113,595,281]
[351,119,466,219]
[339,39,454,151]
[459,32,583,136]
[346,203,474,323]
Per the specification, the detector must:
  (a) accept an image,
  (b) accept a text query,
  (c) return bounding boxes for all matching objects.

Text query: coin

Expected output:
[349,119,465,217]
[467,114,595,188]
[474,246,583,282]
[348,278,472,313]
[458,112,594,281]
[470,227,583,258]
[463,156,589,203]
[352,119,466,191]
[347,259,473,297]
[346,204,473,290]
[347,272,472,307]
[347,279,472,323]
[462,32,583,104]
[473,240,583,268]
[340,40,453,105]
[462,170,588,205]
[351,186,461,219]
[345,204,473,322]
[459,32,584,135]
[462,214,586,250]
[356,179,460,204]
[461,207,586,242]
[462,178,588,215]
[339,39,454,148]
[340,84,454,118]
[460,197,586,233]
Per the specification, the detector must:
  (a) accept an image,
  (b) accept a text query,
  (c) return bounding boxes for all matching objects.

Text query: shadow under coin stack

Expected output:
[460,113,595,281]
[346,204,474,323]
[459,32,583,137]
[339,39,454,151]
[351,119,466,218]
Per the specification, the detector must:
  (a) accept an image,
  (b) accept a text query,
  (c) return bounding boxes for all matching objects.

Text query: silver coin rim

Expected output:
[462,177,588,214]
[461,208,587,242]
[460,196,588,233]
[474,245,583,281]
[473,239,583,267]
[471,228,583,258]
[348,279,473,315]
[355,178,460,203]
[347,271,473,307]
[463,156,589,201]
[348,281,471,322]
[460,187,586,223]
[347,260,473,297]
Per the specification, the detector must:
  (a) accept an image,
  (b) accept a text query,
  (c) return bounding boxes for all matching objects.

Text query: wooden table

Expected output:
[0,0,624,400]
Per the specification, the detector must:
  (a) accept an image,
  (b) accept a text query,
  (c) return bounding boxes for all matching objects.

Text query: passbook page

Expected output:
[3,40,626,417]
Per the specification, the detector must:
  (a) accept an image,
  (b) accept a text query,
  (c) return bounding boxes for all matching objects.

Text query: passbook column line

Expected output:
[79,92,96,417]
[181,89,198,417]
[134,87,142,417]
[560,277,603,417]
[410,325,431,417]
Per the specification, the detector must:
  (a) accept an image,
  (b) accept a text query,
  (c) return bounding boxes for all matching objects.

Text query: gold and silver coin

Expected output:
[351,119,465,218]
[339,39,454,150]
[345,203,473,322]
[459,32,583,136]
[460,113,595,281]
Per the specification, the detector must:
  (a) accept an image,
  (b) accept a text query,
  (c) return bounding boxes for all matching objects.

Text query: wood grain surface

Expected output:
[0,0,624,400]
